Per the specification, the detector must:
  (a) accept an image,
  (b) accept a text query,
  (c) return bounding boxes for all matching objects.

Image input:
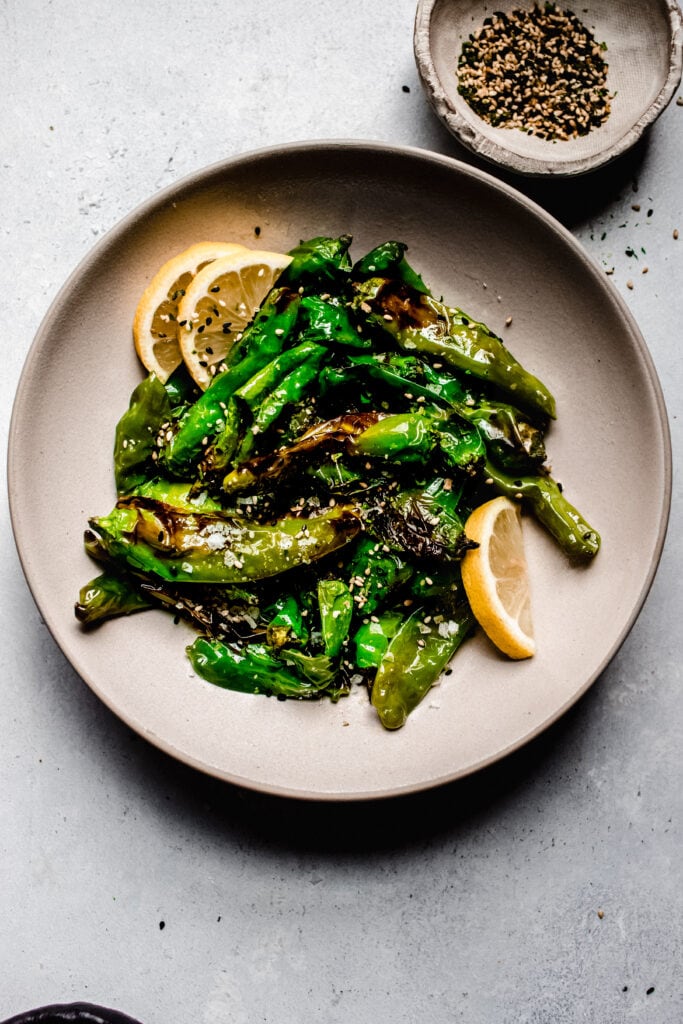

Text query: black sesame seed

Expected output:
[456,2,610,140]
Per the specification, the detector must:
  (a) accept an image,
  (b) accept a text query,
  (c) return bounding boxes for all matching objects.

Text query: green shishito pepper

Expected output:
[298,295,371,348]
[351,242,556,421]
[484,462,600,560]
[78,233,600,729]
[162,287,301,476]
[186,638,342,700]
[353,611,403,669]
[370,605,474,730]
[266,594,309,648]
[75,571,154,626]
[114,374,172,495]
[320,353,545,473]
[345,537,412,616]
[86,500,362,584]
[352,239,430,295]
[276,235,352,293]
[317,579,353,659]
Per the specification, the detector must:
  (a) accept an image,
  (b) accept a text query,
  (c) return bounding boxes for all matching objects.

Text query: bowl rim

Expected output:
[414,0,683,177]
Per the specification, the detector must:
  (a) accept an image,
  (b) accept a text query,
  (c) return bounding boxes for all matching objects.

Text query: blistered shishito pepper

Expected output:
[266,594,309,648]
[131,479,222,512]
[276,235,352,293]
[163,362,201,412]
[344,536,412,616]
[75,571,154,626]
[351,242,556,421]
[317,579,354,659]
[352,240,430,295]
[186,638,340,700]
[356,277,556,420]
[299,295,371,348]
[236,341,326,413]
[355,412,485,471]
[162,288,300,475]
[223,409,484,497]
[253,356,325,433]
[114,374,172,495]
[321,353,547,473]
[78,234,600,722]
[370,604,474,730]
[483,462,600,560]
[222,412,380,495]
[377,477,471,560]
[353,611,403,669]
[86,499,362,584]
[227,346,327,466]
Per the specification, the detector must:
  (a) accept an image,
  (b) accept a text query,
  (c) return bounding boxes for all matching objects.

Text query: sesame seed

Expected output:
[457,4,611,141]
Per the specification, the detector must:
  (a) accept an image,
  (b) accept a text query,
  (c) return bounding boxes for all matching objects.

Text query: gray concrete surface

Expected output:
[1,2,681,1021]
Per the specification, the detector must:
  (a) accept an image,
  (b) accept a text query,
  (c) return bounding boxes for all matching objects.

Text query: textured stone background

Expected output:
[1,2,681,1021]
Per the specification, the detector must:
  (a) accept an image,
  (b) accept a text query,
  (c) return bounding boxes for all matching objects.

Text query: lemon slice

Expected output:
[133,242,248,382]
[461,496,535,659]
[177,248,292,389]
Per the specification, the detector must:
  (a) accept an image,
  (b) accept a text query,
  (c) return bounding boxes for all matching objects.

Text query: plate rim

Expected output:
[7,139,673,800]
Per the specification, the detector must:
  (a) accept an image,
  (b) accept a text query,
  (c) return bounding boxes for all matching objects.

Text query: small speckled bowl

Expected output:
[414,0,683,176]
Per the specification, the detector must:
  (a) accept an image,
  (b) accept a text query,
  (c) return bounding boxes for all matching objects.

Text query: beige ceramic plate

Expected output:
[8,142,671,800]
[415,0,683,177]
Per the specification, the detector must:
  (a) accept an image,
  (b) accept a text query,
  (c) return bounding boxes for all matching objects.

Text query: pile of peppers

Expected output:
[76,235,600,730]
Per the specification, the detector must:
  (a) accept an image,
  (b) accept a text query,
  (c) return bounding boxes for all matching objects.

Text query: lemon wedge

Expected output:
[132,241,248,381]
[461,496,535,659]
[177,248,291,389]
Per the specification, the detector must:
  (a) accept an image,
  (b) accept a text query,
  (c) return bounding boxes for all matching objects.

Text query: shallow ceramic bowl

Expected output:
[8,142,671,800]
[415,0,683,176]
